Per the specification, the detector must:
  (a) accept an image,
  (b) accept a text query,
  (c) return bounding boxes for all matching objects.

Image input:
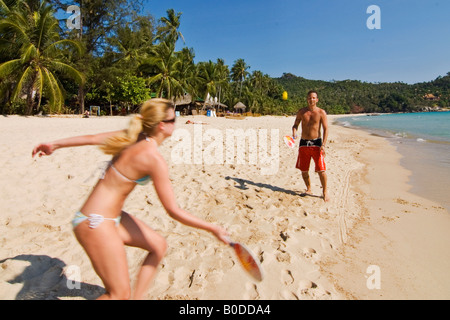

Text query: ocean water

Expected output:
[336,112,450,212]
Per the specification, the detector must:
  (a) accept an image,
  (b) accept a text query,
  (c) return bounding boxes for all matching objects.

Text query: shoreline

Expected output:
[0,115,449,299]
[325,117,450,299]
[332,114,450,212]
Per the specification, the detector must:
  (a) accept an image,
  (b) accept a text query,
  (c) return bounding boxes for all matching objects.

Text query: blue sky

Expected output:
[142,0,450,84]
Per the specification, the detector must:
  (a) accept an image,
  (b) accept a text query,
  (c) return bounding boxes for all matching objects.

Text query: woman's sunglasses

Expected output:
[161,117,176,123]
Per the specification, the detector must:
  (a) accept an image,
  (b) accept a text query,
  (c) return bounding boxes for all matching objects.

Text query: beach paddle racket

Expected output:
[229,240,263,282]
[283,135,296,148]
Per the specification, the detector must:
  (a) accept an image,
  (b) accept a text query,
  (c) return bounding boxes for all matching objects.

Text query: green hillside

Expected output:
[274,72,450,114]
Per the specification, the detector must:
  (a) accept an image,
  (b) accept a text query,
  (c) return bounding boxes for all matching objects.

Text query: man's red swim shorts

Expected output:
[295,138,326,172]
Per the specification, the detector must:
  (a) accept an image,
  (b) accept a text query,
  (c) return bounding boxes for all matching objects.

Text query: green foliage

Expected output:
[275,73,450,114]
[0,0,84,115]
[1,1,449,115]
[117,75,150,107]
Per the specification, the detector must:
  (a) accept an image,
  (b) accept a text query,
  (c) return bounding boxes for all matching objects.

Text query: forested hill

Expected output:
[274,72,450,114]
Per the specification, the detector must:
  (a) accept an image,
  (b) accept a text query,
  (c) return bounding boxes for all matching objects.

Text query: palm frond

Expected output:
[43,39,84,58]
[0,0,9,13]
[0,20,29,46]
[147,73,163,85]
[41,67,56,105]
[20,43,38,63]
[42,67,64,112]
[49,60,85,85]
[35,66,43,110]
[10,65,33,101]
[36,7,60,50]
[0,59,22,78]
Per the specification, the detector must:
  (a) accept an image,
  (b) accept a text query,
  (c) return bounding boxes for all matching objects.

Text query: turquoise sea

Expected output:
[335,112,450,212]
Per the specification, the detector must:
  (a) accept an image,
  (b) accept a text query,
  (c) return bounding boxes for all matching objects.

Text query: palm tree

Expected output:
[174,47,198,100]
[106,15,154,67]
[231,58,250,99]
[0,0,84,114]
[214,58,230,106]
[196,59,231,108]
[139,41,184,100]
[197,60,218,102]
[157,8,184,45]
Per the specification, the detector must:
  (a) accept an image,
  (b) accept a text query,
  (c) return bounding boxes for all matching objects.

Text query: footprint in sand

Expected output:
[282,269,295,285]
[166,266,192,287]
[280,289,299,300]
[395,198,409,205]
[275,246,291,263]
[298,279,315,293]
[302,247,317,259]
[243,282,260,299]
[276,252,291,263]
[279,231,289,241]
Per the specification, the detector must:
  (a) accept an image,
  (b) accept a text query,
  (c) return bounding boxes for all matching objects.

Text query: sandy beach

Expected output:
[1,114,449,300]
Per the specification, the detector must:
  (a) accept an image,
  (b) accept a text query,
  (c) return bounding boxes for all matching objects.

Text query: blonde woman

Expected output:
[32,99,230,300]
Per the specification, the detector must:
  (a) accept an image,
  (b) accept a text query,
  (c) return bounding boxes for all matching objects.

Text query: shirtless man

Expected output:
[292,90,329,202]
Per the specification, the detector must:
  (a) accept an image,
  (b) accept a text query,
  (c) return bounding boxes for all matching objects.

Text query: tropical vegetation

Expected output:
[0,0,84,114]
[1,0,449,115]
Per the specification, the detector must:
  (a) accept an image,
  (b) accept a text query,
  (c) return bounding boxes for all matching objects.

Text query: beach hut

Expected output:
[173,93,199,115]
[233,102,246,114]
[173,93,192,107]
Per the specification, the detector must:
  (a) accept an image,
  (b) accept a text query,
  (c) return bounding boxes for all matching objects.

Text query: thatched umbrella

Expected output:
[217,102,228,109]
[233,102,246,111]
[173,93,192,107]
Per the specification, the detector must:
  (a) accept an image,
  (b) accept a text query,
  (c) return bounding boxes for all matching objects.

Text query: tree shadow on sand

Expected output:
[0,254,104,300]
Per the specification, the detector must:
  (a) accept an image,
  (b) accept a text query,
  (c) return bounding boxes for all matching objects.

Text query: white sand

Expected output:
[0,114,449,300]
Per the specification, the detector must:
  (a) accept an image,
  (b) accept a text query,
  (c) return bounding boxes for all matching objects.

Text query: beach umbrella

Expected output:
[233,102,246,110]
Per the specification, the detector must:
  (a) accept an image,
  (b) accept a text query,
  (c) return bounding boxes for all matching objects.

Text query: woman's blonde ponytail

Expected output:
[99,99,174,156]
[100,115,143,155]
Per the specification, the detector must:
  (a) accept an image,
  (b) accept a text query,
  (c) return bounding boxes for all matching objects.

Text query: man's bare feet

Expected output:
[323,191,330,202]
[300,189,313,197]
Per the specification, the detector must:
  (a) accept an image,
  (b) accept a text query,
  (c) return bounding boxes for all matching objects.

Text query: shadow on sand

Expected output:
[0,254,104,300]
[225,176,322,198]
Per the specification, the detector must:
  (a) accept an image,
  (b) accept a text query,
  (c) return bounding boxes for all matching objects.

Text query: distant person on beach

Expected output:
[292,90,329,202]
[32,98,230,300]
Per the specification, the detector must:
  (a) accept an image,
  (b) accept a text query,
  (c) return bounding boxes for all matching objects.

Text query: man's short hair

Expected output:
[307,90,318,97]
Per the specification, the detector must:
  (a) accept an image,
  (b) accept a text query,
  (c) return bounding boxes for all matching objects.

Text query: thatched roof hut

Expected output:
[233,102,246,110]
[173,93,192,106]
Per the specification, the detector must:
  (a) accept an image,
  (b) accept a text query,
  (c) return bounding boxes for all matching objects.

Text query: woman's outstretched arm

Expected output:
[32,130,125,158]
